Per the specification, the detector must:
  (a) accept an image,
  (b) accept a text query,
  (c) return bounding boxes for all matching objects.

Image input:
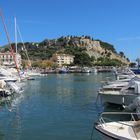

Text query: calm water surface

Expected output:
[0,73,115,140]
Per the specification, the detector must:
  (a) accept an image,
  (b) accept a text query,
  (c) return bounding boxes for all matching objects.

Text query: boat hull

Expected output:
[95,125,134,140]
[100,93,137,105]
[95,126,119,140]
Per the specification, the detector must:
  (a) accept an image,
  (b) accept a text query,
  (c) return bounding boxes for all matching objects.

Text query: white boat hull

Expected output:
[96,126,120,140]
[100,93,137,105]
[95,124,137,140]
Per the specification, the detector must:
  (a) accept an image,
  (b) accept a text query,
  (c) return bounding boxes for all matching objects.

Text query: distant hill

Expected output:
[1,36,130,65]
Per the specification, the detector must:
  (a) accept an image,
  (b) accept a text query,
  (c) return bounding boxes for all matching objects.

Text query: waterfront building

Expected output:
[0,51,22,67]
[53,53,74,66]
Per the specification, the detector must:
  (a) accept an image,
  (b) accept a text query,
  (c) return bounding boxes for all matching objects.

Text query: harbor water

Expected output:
[0,72,116,140]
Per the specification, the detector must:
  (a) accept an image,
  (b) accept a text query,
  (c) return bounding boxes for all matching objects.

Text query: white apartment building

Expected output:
[0,52,22,67]
[54,54,74,66]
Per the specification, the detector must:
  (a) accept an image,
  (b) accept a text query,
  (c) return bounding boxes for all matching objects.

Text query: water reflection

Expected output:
[0,72,116,140]
[0,94,24,140]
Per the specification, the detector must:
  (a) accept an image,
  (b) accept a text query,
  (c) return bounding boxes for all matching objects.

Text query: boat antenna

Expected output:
[0,9,21,79]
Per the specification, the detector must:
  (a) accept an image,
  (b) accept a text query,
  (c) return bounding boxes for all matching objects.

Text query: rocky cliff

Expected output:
[41,36,129,64]
[2,36,129,65]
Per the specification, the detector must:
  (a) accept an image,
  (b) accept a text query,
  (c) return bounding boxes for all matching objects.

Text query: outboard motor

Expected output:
[125,97,140,119]
[134,81,140,95]
[6,82,23,93]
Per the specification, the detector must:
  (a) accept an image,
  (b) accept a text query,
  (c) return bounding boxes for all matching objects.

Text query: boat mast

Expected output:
[0,9,21,79]
[14,17,18,65]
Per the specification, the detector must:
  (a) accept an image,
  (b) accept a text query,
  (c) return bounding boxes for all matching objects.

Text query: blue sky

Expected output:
[0,0,140,61]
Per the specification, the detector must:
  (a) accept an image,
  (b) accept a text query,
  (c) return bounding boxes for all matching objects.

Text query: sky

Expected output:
[0,0,140,61]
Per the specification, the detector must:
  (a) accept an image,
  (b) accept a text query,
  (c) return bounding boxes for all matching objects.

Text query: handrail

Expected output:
[97,112,140,139]
[99,117,135,127]
[132,126,139,140]
[100,112,140,115]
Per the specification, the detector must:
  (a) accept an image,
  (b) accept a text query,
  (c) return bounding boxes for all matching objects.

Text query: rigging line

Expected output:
[0,9,21,79]
[16,24,32,68]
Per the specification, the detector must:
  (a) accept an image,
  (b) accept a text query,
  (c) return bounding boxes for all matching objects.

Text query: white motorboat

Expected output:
[107,78,132,85]
[0,75,17,82]
[102,81,129,90]
[91,67,97,73]
[117,74,135,80]
[98,77,140,105]
[95,112,140,140]
[25,70,43,80]
[58,67,68,73]
[81,67,91,73]
[99,89,136,105]
[116,68,135,80]
[0,67,18,82]
[27,72,41,77]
